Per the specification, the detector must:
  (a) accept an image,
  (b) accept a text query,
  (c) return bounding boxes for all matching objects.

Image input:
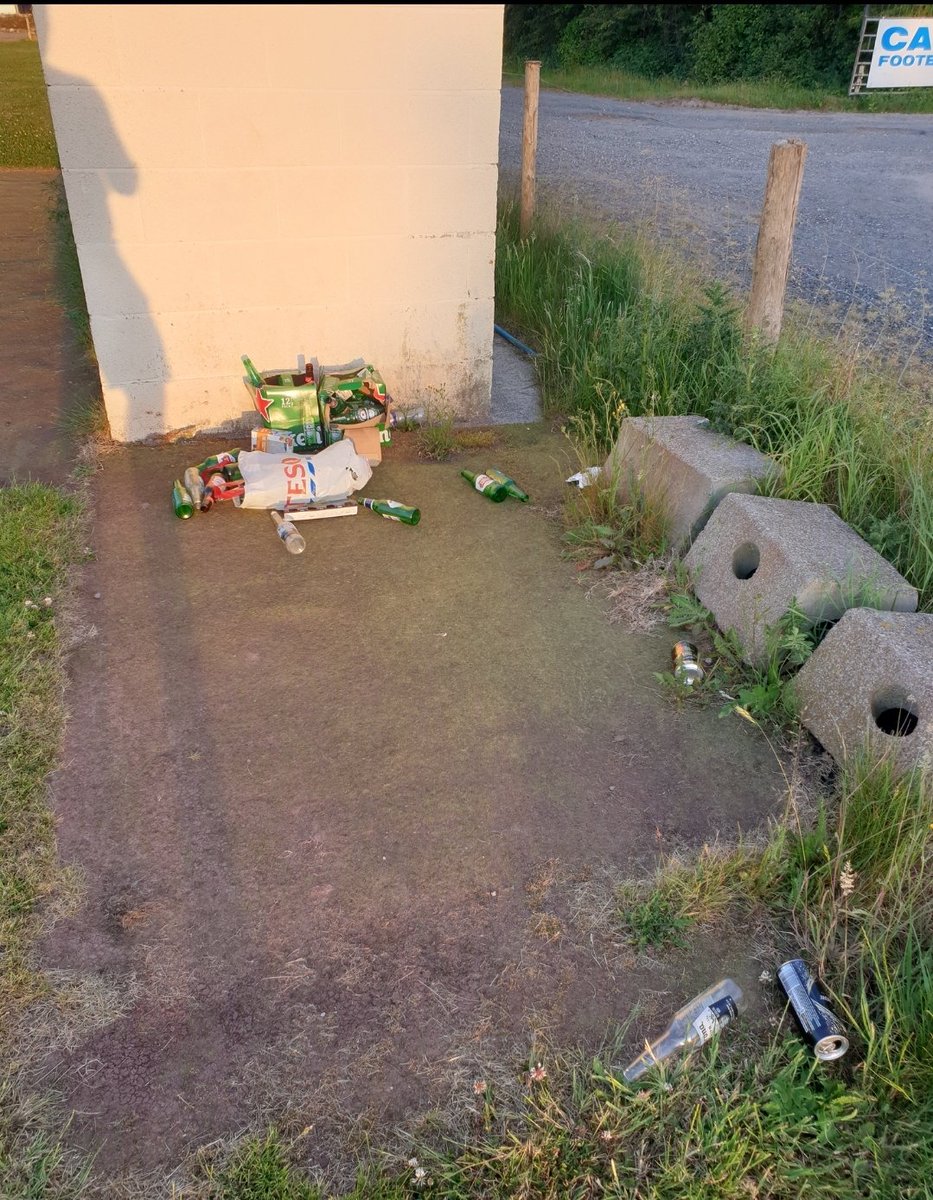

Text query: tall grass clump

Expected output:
[495,199,933,608]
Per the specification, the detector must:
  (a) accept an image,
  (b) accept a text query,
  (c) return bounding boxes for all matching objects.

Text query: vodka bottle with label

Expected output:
[622,978,745,1081]
[270,510,306,555]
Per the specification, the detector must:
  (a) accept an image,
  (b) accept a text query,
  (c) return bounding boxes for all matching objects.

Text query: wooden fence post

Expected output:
[520,60,541,239]
[746,139,807,342]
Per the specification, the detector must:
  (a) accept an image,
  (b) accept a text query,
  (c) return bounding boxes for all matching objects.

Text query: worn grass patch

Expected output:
[0,41,58,168]
[1,489,928,1199]
[0,484,84,1025]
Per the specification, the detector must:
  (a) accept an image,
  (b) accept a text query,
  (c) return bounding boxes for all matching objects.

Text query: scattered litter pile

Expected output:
[169,351,527,554]
[569,412,930,779]
[621,955,848,1081]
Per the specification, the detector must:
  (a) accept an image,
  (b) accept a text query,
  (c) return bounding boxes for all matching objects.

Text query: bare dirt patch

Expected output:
[36,428,788,1187]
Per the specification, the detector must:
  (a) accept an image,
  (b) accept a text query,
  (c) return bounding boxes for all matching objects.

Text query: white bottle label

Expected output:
[691,996,738,1044]
[474,474,495,493]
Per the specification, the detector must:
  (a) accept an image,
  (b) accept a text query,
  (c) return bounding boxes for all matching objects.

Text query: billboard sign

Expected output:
[867,18,933,88]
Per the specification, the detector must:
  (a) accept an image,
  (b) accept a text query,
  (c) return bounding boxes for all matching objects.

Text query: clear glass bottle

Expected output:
[270,511,306,555]
[622,978,745,1082]
[672,641,705,687]
[387,405,427,429]
[183,466,206,510]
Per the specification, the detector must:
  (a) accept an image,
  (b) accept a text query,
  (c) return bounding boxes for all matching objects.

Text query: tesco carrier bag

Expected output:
[235,439,372,510]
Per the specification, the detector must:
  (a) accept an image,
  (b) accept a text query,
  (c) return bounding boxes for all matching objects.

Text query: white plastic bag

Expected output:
[236,440,372,510]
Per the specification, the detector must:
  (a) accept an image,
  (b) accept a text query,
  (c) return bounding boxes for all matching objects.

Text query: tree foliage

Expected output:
[504,4,933,89]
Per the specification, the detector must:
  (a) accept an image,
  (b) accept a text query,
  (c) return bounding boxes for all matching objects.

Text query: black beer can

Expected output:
[777,958,849,1061]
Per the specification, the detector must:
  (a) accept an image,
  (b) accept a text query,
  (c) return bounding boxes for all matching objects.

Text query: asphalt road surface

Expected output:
[499,86,933,344]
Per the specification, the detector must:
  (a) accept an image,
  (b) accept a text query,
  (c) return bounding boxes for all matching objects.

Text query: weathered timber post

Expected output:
[746,139,808,341]
[520,60,541,239]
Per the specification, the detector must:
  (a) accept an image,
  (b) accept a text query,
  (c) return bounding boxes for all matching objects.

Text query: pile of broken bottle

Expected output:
[168,352,531,554]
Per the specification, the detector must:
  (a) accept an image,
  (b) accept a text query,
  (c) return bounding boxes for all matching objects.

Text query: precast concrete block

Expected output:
[794,608,933,777]
[605,415,780,552]
[683,493,918,666]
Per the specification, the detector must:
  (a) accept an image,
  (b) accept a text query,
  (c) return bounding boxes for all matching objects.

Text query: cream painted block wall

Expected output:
[35,4,503,441]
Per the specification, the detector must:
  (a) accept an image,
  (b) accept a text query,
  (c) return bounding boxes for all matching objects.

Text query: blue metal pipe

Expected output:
[494,324,537,357]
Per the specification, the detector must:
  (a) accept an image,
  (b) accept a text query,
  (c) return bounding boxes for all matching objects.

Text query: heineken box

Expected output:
[319,359,392,466]
[242,354,326,452]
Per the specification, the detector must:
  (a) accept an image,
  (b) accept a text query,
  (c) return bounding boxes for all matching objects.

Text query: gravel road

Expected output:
[499,86,933,345]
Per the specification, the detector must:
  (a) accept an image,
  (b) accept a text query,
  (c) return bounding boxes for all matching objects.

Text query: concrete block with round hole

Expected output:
[793,608,932,777]
[683,493,918,666]
[605,415,781,552]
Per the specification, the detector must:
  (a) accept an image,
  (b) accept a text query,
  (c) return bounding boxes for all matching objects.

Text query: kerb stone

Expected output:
[794,608,933,777]
[683,493,918,666]
[605,415,780,551]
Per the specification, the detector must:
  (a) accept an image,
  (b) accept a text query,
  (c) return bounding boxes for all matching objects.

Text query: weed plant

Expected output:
[417,413,458,461]
[657,584,815,725]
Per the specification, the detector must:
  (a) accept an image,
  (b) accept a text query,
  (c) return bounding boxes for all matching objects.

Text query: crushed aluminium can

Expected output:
[777,958,849,1061]
[672,641,705,686]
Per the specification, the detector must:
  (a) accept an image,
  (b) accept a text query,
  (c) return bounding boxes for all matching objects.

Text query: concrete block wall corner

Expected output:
[34,3,505,441]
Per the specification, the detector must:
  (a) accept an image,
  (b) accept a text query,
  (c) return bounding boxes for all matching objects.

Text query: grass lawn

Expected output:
[0,484,89,1199]
[0,41,58,168]
[503,61,933,114]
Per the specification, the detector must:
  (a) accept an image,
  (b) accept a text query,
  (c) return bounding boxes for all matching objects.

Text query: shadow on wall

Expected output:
[42,61,164,439]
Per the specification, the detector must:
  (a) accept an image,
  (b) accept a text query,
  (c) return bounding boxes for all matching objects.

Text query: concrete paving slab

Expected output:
[684,493,918,666]
[489,334,541,424]
[606,415,780,551]
[794,607,933,777]
[42,427,786,1177]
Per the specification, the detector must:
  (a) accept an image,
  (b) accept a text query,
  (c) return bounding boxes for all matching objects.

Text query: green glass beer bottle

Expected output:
[460,470,509,502]
[330,397,384,425]
[487,467,530,503]
[241,355,264,389]
[195,449,240,474]
[357,497,421,526]
[172,479,194,519]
